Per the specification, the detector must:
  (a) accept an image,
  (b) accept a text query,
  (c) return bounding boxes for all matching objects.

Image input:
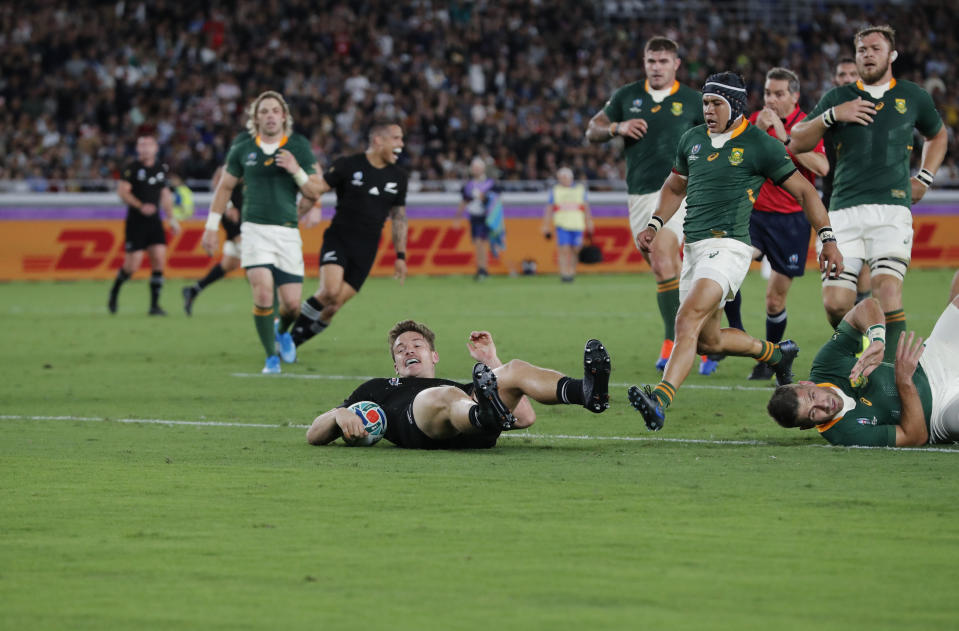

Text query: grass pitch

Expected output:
[1,269,957,630]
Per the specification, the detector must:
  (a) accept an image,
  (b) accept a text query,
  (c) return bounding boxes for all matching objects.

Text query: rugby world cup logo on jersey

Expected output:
[351,171,364,186]
[729,148,744,166]
[629,98,643,113]
[245,152,257,166]
[671,102,683,116]
[895,98,907,114]
[689,144,701,161]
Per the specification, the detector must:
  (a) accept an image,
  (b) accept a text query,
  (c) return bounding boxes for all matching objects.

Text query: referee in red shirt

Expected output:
[744,67,829,381]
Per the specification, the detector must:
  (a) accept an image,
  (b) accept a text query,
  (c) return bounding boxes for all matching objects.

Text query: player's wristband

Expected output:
[783,136,792,147]
[817,226,837,244]
[395,252,406,261]
[647,215,664,233]
[866,324,886,345]
[293,168,309,187]
[915,168,934,188]
[205,211,223,231]
[822,107,837,128]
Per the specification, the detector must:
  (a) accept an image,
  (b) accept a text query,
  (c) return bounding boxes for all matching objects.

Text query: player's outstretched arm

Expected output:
[637,173,686,253]
[307,408,367,445]
[781,172,842,279]
[203,170,239,256]
[467,331,536,427]
[390,206,408,284]
[893,332,929,447]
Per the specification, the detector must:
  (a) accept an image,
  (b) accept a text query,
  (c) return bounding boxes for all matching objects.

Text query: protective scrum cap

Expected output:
[703,72,748,131]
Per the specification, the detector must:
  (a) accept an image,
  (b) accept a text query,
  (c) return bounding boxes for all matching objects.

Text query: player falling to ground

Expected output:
[541,167,594,283]
[789,25,948,361]
[109,133,180,316]
[768,294,959,447]
[729,67,830,382]
[202,91,324,374]
[306,320,611,450]
[586,36,713,373]
[183,167,243,316]
[627,72,843,432]
[290,119,409,350]
[455,157,500,281]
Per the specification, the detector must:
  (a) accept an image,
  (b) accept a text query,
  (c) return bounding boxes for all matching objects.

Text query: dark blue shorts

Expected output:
[468,215,489,240]
[749,211,811,278]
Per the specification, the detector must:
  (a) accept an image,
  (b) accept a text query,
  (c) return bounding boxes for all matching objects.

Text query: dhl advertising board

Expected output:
[2,193,959,280]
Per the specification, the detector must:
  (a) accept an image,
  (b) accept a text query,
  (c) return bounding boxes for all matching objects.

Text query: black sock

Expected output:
[724,290,744,331]
[556,377,585,405]
[197,263,225,290]
[149,271,163,308]
[291,297,327,345]
[111,269,130,295]
[765,309,787,344]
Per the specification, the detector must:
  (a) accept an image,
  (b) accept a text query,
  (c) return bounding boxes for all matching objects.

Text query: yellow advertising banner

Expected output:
[3,217,959,280]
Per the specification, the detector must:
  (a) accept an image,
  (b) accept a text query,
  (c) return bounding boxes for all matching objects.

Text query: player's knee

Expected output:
[696,336,722,356]
[765,294,786,314]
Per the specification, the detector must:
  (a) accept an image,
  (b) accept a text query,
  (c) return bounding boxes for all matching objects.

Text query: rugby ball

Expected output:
[344,401,387,446]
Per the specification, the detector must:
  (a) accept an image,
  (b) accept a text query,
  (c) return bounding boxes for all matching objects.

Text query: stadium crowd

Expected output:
[1,0,957,191]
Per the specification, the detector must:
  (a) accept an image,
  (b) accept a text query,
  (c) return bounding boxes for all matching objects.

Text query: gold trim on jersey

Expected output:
[855,78,897,91]
[254,135,289,148]
[815,382,844,433]
[645,80,680,96]
[706,117,749,139]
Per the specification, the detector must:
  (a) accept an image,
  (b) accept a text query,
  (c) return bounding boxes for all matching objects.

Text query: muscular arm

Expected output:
[780,171,843,278]
[791,148,829,177]
[586,109,616,144]
[586,108,647,143]
[389,206,408,253]
[912,126,949,202]
[636,173,686,252]
[893,332,930,447]
[117,180,149,213]
[306,407,370,445]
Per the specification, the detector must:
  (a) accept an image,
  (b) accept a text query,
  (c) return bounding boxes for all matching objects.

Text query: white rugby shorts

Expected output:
[628,192,687,247]
[920,301,959,443]
[680,238,753,306]
[240,222,304,276]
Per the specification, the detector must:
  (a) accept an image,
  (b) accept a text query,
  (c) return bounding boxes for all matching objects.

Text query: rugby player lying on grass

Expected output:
[306,320,611,449]
[767,295,959,447]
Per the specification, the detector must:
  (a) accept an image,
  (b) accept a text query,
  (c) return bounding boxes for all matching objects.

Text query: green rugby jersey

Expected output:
[674,119,796,245]
[808,79,942,211]
[225,132,317,227]
[603,80,704,194]
[808,321,932,447]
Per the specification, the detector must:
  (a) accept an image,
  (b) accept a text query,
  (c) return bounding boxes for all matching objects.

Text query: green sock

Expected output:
[656,277,680,340]
[754,340,782,364]
[653,381,676,409]
[253,306,276,357]
[884,310,906,362]
[279,309,296,334]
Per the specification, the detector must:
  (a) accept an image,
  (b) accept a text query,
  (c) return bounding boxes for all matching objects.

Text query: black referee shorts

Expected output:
[124,214,167,252]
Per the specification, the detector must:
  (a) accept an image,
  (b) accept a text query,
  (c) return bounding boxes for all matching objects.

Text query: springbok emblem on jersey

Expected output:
[729,148,744,166]
[671,102,683,116]
[895,98,907,114]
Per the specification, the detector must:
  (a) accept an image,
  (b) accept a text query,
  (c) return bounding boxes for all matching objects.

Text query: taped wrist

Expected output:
[647,215,664,233]
[818,226,837,244]
[205,211,223,231]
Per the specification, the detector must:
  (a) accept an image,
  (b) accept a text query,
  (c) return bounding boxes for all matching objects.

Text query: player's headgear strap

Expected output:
[703,72,748,131]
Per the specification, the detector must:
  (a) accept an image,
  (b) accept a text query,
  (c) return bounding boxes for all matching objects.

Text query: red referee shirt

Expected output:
[747,105,825,214]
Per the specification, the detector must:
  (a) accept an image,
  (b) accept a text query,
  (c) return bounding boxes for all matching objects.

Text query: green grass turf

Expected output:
[1,269,957,630]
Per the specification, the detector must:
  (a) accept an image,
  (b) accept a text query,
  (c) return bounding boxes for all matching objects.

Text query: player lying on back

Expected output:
[306,321,612,450]
[767,294,959,447]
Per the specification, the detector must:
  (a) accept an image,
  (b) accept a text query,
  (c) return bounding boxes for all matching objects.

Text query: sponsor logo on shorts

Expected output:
[707,251,719,259]
[891,189,906,199]
[322,250,338,262]
[895,98,907,114]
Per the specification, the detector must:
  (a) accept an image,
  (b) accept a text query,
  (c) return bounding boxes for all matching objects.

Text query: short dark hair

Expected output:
[645,36,679,55]
[855,25,895,49]
[369,118,402,141]
[767,385,800,428]
[766,67,800,94]
[836,56,856,68]
[388,320,436,356]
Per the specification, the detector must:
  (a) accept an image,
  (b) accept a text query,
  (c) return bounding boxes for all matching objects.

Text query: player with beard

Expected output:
[627,73,842,432]
[202,91,324,374]
[586,37,711,374]
[306,320,611,450]
[290,120,409,350]
[789,25,948,362]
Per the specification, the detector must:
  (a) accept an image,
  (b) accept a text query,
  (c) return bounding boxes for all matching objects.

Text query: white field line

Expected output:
[230,372,775,392]
[3,414,959,453]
